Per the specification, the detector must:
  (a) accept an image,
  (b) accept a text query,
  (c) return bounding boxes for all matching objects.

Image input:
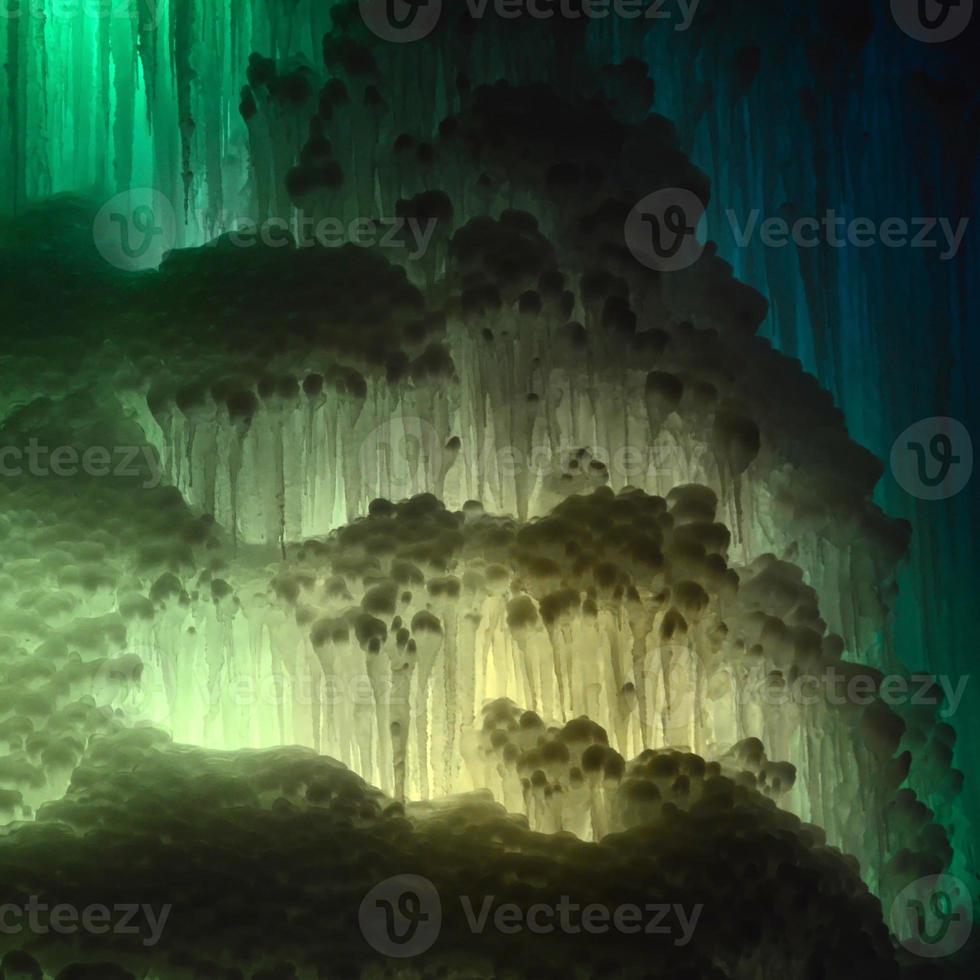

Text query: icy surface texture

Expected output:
[0,0,975,964]
[131,22,919,695]
[0,7,929,687]
[2,191,908,681]
[0,467,959,908]
[0,1,974,830]
[0,729,900,979]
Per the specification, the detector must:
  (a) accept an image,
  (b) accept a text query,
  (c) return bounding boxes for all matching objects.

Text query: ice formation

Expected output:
[1,0,974,769]
[0,1,976,977]
[0,727,904,979]
[0,465,962,916]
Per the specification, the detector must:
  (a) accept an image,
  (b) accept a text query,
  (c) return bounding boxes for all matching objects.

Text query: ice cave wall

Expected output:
[0,460,960,911]
[0,0,975,924]
[1,4,972,811]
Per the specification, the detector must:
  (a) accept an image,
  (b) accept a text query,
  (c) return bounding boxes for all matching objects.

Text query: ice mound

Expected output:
[0,729,898,980]
[470,700,800,840]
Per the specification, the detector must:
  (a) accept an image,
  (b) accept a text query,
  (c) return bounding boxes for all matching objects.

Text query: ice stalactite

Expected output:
[121,214,904,679]
[1,1,975,960]
[469,704,801,842]
[0,0,968,716]
[3,0,26,213]
[173,0,196,219]
[0,0,350,244]
[0,442,960,911]
[3,184,965,907]
[206,30,908,677]
[253,12,979,846]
